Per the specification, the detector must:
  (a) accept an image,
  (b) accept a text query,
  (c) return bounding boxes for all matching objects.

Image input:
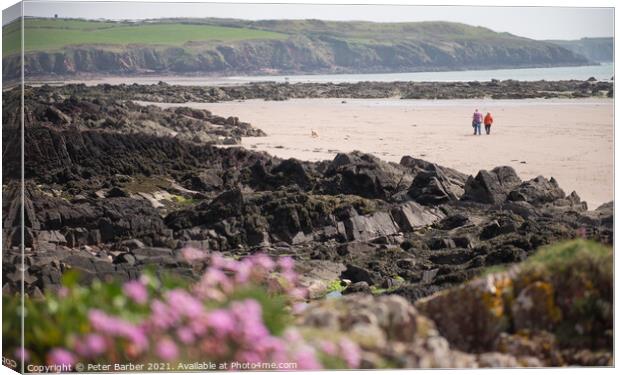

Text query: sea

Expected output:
[48,62,614,86]
[227,62,615,84]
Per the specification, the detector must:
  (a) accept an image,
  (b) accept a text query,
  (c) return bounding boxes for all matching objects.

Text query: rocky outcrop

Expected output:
[14,88,265,146]
[415,240,613,366]
[14,80,613,105]
[461,166,522,204]
[297,290,596,369]
[407,164,466,205]
[320,152,412,200]
[299,294,479,368]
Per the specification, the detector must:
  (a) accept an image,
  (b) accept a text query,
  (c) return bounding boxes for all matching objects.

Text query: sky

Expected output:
[2,0,615,40]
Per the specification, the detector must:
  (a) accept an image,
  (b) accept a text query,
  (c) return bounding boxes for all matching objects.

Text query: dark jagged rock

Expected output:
[342,281,371,294]
[321,152,411,200]
[407,163,466,205]
[507,176,566,206]
[341,265,375,285]
[461,166,522,204]
[391,202,444,232]
[8,80,611,106]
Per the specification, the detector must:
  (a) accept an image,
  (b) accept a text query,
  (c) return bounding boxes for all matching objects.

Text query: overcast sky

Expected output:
[2,0,614,40]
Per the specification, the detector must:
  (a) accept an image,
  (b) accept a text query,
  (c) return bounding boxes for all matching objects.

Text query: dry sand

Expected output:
[152,98,614,208]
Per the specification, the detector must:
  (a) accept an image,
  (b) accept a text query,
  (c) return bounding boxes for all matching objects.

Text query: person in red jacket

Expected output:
[484,112,493,135]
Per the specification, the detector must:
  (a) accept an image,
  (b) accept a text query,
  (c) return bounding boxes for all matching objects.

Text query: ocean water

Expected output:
[227,63,614,84]
[50,62,614,87]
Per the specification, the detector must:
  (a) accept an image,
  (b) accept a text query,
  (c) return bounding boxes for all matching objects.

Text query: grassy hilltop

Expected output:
[2,18,287,55]
[2,17,590,78]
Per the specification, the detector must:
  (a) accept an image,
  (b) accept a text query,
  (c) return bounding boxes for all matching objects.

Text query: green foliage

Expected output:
[171,195,196,206]
[521,239,611,274]
[326,279,346,293]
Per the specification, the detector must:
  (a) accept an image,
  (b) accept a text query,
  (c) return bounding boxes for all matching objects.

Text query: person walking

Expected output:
[484,112,493,135]
[472,109,483,135]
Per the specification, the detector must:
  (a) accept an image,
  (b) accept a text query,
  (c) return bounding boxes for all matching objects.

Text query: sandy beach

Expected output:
[151,98,613,208]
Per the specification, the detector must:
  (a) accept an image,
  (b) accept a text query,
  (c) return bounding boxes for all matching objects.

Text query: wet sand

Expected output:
[151,98,613,208]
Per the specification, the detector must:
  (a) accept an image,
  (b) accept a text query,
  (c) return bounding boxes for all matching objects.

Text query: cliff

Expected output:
[3,18,591,79]
[547,37,613,63]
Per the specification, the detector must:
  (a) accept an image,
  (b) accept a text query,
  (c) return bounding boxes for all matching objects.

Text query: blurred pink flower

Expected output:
[123,280,148,304]
[176,326,195,344]
[206,309,235,337]
[251,253,276,271]
[58,287,69,298]
[50,252,327,368]
[150,300,177,329]
[156,338,179,361]
[294,346,322,370]
[165,290,205,319]
[283,329,302,343]
[230,300,270,342]
[292,302,308,314]
[76,334,107,357]
[86,334,107,355]
[234,260,252,283]
[14,347,29,363]
[210,252,236,270]
[339,338,361,368]
[277,256,295,272]
[289,287,308,300]
[182,247,207,262]
[48,348,76,366]
[320,341,338,356]
[200,268,232,293]
[88,309,147,351]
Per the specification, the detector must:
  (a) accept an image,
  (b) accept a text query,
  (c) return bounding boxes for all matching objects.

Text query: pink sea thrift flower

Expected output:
[231,300,270,342]
[14,347,29,362]
[251,253,276,271]
[150,300,178,329]
[320,341,338,356]
[289,287,308,300]
[283,329,303,343]
[199,267,233,293]
[58,287,69,298]
[76,334,107,357]
[176,326,195,344]
[156,338,179,361]
[234,259,253,283]
[165,289,205,319]
[47,348,76,366]
[292,302,308,314]
[84,334,107,356]
[88,309,148,351]
[206,309,236,337]
[281,270,298,285]
[210,252,237,270]
[123,280,148,304]
[293,346,322,370]
[277,256,295,272]
[182,247,207,262]
[339,338,361,368]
